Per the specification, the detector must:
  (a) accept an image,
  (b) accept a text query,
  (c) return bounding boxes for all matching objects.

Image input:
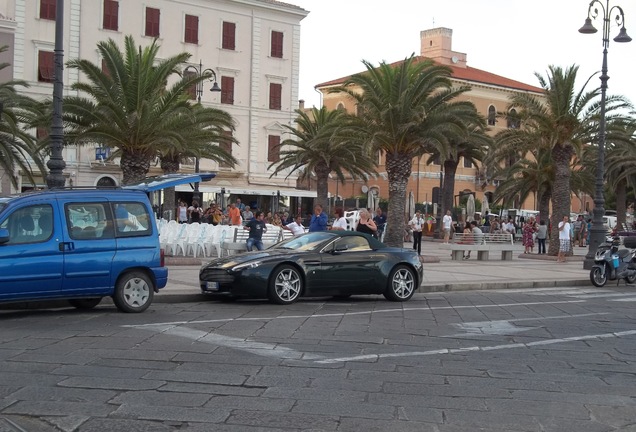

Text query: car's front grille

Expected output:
[202,269,235,285]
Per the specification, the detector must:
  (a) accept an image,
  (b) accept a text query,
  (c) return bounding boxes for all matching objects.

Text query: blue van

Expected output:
[0,174,213,313]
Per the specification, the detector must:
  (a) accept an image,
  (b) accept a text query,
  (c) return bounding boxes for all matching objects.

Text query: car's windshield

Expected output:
[272,231,335,252]
[0,202,6,214]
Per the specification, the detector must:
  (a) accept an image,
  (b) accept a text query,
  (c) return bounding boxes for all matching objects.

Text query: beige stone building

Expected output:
[315,27,584,216]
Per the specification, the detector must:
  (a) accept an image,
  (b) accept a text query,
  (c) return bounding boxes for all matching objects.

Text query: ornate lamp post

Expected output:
[183,61,221,202]
[579,0,631,269]
[46,0,66,188]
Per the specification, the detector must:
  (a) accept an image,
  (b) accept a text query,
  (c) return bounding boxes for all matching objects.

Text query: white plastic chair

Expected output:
[186,223,208,257]
[164,223,188,256]
[344,210,360,231]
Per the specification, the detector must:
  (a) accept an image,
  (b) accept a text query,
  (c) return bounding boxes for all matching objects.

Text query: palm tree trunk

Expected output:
[548,144,573,255]
[384,153,412,248]
[160,157,181,221]
[314,164,330,210]
[616,178,627,228]
[538,190,551,228]
[441,159,458,222]
[120,152,151,185]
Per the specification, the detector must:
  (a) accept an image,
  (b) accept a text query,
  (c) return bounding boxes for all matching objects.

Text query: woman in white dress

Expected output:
[330,207,348,230]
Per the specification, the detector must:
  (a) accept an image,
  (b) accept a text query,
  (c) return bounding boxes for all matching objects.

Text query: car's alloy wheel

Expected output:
[384,265,416,301]
[112,271,154,313]
[68,298,102,310]
[269,265,302,304]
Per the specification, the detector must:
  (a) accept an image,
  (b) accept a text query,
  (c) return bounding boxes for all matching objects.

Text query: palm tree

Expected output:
[494,65,630,254]
[428,121,491,220]
[333,56,482,247]
[61,35,235,185]
[268,106,377,208]
[0,47,45,192]
[601,120,636,228]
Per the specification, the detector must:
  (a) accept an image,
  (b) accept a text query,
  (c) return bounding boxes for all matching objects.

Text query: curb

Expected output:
[154,278,592,303]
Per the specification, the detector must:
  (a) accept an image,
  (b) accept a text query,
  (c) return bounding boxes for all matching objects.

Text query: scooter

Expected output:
[590,236,636,287]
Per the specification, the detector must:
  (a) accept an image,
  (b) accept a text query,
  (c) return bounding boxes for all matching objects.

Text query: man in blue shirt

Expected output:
[309,204,328,232]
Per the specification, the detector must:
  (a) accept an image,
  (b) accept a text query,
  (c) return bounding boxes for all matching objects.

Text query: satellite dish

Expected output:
[361,185,369,193]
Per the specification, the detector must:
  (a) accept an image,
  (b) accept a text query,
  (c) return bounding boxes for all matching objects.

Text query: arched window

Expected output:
[96,176,117,188]
[336,102,346,112]
[487,105,496,126]
[507,109,520,129]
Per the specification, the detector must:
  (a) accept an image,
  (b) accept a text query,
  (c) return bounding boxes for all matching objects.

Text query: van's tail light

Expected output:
[160,249,165,267]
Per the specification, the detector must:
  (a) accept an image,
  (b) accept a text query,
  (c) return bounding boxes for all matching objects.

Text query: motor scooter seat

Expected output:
[617,249,632,259]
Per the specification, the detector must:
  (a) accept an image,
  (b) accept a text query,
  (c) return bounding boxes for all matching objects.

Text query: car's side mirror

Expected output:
[333,245,348,253]
[0,228,9,245]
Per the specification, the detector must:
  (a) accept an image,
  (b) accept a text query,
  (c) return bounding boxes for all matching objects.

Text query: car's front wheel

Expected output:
[268,265,303,305]
[384,265,416,302]
[68,298,102,310]
[112,271,154,313]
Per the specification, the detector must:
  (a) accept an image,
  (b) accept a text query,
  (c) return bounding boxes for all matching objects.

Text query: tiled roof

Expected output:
[316,56,543,94]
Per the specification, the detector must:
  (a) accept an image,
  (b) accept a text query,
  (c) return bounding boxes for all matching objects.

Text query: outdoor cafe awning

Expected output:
[175,184,317,198]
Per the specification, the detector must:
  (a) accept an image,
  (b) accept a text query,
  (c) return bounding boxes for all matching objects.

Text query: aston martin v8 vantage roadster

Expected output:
[199,231,423,304]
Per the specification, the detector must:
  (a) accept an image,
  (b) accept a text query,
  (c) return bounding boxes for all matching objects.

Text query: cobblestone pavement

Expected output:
[1,285,635,431]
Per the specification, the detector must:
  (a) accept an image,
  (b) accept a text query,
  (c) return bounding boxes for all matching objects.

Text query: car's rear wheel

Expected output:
[269,265,302,305]
[68,298,102,310]
[112,271,154,313]
[384,265,416,302]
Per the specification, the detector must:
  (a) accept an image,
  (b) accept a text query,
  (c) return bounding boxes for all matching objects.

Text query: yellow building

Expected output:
[314,27,572,215]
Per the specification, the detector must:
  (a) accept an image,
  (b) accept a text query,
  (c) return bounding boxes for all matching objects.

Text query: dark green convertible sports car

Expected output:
[199,231,423,304]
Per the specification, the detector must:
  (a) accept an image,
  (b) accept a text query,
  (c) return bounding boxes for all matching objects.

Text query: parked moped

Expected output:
[589,236,636,287]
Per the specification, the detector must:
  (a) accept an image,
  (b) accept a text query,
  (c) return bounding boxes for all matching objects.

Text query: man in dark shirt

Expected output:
[244,211,267,251]
[373,208,386,240]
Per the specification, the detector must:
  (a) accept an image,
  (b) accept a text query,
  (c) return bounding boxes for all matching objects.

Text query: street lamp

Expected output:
[579,0,631,269]
[183,60,221,202]
[46,0,66,188]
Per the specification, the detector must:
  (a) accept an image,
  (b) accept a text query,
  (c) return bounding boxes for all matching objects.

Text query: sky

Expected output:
[288,0,635,110]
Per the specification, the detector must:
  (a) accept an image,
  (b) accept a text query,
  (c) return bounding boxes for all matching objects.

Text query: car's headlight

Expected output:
[231,261,262,272]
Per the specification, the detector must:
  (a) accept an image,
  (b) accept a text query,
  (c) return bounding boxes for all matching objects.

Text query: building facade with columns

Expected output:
[315,27,588,216]
[0,0,316,206]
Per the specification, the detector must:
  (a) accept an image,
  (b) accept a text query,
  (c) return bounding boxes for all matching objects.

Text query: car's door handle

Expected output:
[59,242,74,252]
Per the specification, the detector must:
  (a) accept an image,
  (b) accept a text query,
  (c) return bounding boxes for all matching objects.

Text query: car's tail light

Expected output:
[160,249,165,267]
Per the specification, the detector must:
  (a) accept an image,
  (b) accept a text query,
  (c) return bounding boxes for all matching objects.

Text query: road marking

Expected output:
[124,300,586,328]
[315,329,636,364]
[448,313,609,336]
[609,297,636,302]
[481,287,609,294]
[568,292,636,299]
[142,325,324,361]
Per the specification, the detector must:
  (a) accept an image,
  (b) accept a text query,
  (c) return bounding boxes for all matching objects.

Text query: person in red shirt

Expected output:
[228,203,242,226]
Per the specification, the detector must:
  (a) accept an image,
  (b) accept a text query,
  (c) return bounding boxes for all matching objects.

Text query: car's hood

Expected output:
[202,248,298,270]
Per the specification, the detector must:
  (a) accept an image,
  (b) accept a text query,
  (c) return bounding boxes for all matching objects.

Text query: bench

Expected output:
[446,233,515,261]
[220,225,282,255]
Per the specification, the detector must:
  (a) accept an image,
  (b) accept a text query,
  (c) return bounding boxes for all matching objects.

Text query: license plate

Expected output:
[203,281,219,291]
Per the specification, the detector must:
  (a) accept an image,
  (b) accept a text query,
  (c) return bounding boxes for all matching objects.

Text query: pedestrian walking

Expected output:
[536,220,548,254]
[442,210,453,244]
[409,210,424,255]
[557,215,571,263]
